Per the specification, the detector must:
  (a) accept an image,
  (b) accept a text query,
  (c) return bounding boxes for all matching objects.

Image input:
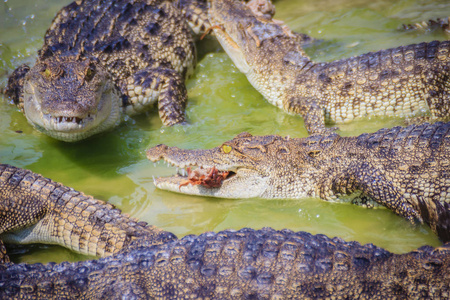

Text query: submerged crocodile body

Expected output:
[209,0,450,134]
[147,122,450,242]
[402,17,450,36]
[1,164,450,298]
[5,0,196,142]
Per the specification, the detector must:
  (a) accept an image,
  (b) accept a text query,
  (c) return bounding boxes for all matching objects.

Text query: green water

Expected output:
[1,0,449,263]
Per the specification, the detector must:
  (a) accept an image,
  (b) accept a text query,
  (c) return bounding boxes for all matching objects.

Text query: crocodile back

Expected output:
[1,228,449,298]
[300,41,450,122]
[40,0,196,84]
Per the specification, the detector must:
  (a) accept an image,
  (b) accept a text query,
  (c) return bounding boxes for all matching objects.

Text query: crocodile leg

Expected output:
[285,96,335,134]
[406,64,450,125]
[124,67,188,126]
[426,68,450,119]
[3,64,30,111]
[329,161,423,223]
[177,0,211,36]
[0,240,9,263]
[0,164,175,258]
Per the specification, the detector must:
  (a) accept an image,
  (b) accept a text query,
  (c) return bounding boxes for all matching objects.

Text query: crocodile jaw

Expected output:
[153,168,269,198]
[23,77,121,142]
[212,27,251,74]
[146,145,269,198]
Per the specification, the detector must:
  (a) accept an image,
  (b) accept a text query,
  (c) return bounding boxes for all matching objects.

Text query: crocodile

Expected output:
[208,0,450,134]
[1,164,450,298]
[147,122,450,243]
[402,17,450,36]
[0,164,176,262]
[4,0,196,142]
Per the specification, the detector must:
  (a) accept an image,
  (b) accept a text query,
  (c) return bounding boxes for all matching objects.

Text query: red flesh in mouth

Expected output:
[179,166,230,189]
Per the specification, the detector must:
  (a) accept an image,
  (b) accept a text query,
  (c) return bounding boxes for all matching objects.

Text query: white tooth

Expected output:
[181,169,186,176]
[152,175,156,185]
[154,163,156,167]
[176,167,179,174]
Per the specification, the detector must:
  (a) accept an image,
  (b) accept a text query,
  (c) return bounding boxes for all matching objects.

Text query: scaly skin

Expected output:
[0,164,175,261]
[0,166,449,298]
[147,122,450,242]
[1,228,450,299]
[209,0,450,134]
[5,0,196,142]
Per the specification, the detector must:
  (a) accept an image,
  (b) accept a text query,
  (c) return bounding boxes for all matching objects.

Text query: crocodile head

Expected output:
[209,0,307,64]
[209,0,310,106]
[22,55,121,142]
[146,132,324,198]
[209,0,278,74]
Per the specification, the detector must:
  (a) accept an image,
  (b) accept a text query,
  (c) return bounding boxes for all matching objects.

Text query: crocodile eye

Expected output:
[222,145,232,154]
[42,68,51,78]
[85,63,96,81]
[307,150,321,158]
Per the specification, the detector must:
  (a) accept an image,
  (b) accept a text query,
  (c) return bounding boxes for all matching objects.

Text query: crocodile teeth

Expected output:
[55,116,84,124]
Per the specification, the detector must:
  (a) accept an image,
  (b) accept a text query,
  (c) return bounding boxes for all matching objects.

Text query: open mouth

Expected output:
[146,144,268,198]
[178,166,236,189]
[147,145,268,198]
[152,162,237,190]
[54,116,85,125]
[39,113,96,132]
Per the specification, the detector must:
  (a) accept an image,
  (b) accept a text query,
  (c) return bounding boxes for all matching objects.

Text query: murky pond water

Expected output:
[1,0,449,263]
